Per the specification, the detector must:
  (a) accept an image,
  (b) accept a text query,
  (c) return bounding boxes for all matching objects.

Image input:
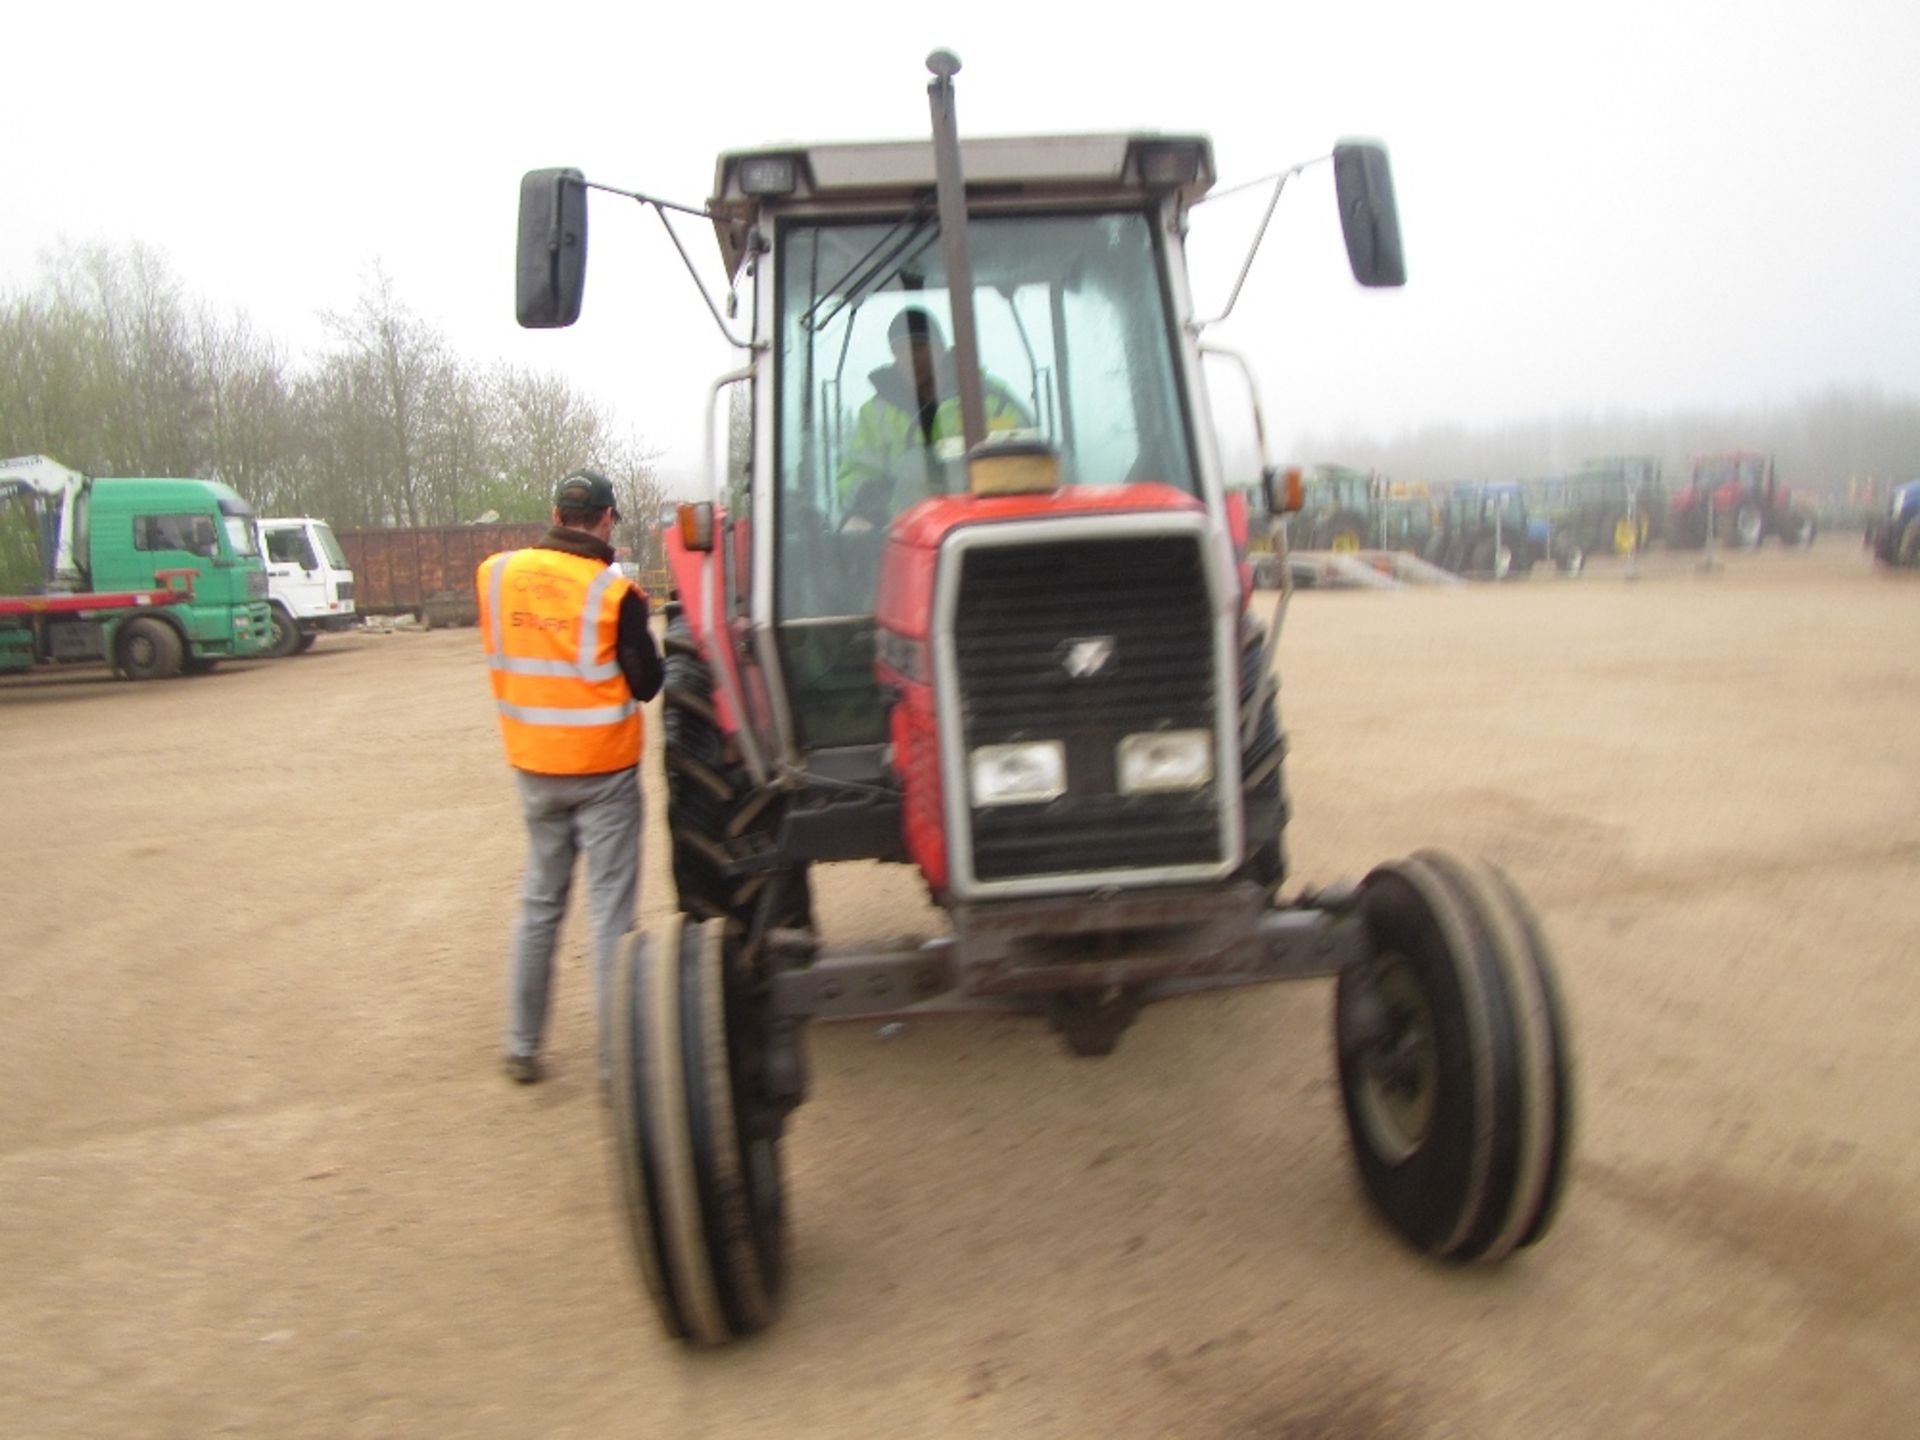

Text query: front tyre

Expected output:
[607,917,787,1345]
[1335,850,1573,1261]
[662,615,811,930]
[1236,619,1289,895]
[267,605,301,657]
[117,617,184,680]
[1470,538,1513,581]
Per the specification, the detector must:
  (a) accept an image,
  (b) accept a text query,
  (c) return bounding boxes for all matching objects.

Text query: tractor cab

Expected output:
[1287,463,1379,552]
[739,141,1217,752]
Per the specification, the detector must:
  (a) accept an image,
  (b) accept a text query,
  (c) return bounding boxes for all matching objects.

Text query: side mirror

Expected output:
[516,168,589,328]
[1332,141,1406,289]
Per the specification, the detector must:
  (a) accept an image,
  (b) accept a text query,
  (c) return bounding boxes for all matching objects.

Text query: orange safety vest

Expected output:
[476,547,643,775]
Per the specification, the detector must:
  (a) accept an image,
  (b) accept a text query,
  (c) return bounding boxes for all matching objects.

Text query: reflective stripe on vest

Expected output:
[477,547,642,774]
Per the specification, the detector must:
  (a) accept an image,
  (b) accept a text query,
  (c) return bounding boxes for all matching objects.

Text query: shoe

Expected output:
[502,1051,543,1085]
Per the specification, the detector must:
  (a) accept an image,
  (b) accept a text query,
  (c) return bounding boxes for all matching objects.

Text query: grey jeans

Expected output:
[505,765,643,1063]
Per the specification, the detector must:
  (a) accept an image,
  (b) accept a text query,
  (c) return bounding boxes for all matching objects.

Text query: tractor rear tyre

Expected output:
[267,605,301,658]
[608,916,787,1344]
[1237,619,1289,895]
[1727,502,1764,548]
[117,617,184,680]
[1335,849,1572,1261]
[662,615,812,932]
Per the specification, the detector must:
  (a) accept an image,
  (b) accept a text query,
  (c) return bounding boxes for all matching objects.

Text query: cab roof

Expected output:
[708,133,1215,275]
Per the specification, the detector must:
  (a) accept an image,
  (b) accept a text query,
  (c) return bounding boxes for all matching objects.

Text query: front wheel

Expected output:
[1237,619,1289,895]
[1470,538,1513,581]
[607,916,787,1345]
[117,617,184,680]
[1335,850,1573,1261]
[1325,512,1369,554]
[267,605,301,658]
[662,616,811,930]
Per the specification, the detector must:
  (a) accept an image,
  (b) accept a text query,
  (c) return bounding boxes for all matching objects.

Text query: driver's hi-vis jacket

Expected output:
[477,548,641,775]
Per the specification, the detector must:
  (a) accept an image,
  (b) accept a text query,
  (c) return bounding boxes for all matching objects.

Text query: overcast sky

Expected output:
[8,1,1918,493]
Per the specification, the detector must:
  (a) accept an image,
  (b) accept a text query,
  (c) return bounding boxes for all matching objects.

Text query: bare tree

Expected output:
[321,264,445,525]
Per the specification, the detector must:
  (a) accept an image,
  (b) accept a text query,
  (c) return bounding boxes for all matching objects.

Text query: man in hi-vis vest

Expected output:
[477,471,663,1084]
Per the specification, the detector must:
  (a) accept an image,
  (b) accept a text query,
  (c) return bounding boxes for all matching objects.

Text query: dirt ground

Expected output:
[3,541,1917,1439]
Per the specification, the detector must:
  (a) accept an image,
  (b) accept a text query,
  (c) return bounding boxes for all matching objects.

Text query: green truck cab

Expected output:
[0,467,272,678]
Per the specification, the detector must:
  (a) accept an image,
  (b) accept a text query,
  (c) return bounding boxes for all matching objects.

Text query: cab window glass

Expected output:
[136,513,219,558]
[266,529,318,568]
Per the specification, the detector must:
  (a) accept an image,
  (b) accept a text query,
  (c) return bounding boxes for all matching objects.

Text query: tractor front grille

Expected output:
[948,529,1224,886]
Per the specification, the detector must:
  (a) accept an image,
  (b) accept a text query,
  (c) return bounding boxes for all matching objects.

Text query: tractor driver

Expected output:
[835,307,1029,532]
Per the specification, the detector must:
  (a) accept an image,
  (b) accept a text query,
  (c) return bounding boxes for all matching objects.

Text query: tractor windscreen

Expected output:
[775,209,1196,623]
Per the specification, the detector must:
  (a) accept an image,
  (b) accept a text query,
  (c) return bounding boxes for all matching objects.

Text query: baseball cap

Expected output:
[554,469,618,514]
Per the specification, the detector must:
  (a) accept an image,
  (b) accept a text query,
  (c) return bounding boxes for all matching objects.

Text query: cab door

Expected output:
[261,523,326,619]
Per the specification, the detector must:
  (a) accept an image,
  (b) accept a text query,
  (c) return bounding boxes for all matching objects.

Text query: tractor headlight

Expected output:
[1116,730,1214,794]
[969,741,1066,807]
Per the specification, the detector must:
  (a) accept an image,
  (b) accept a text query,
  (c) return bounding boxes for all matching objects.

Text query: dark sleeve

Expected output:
[617,589,664,703]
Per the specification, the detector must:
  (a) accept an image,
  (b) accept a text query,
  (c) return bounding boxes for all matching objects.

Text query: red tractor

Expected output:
[516,53,1572,1344]
[1669,450,1817,548]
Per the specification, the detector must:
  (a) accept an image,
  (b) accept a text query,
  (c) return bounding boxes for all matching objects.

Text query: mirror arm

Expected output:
[584,180,756,349]
[1190,161,1312,332]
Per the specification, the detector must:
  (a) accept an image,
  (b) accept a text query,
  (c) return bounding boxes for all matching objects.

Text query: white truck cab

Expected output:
[257,517,356,655]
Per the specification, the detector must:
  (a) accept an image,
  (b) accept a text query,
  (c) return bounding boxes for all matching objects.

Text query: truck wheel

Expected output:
[117,617,184,680]
[267,605,301,658]
[1554,541,1585,577]
[1335,850,1572,1261]
[608,916,786,1345]
[1237,619,1290,895]
[662,616,812,930]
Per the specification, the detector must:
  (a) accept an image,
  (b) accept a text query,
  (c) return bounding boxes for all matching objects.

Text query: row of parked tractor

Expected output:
[1272,450,1819,582]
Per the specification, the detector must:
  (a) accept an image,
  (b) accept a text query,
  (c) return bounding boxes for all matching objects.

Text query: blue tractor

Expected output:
[1428,481,1584,580]
[1870,481,1920,568]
